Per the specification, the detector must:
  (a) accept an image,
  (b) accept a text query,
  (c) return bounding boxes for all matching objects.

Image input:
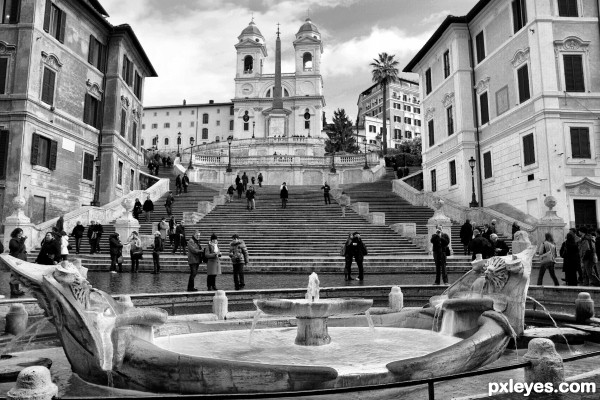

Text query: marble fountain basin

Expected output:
[254,298,373,318]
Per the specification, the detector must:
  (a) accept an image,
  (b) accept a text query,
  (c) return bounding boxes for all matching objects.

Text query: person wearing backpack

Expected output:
[578,227,600,286]
[537,232,559,286]
[280,182,288,209]
[229,234,249,290]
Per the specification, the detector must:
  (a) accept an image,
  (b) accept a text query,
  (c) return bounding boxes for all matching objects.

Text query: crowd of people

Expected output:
[147,153,173,177]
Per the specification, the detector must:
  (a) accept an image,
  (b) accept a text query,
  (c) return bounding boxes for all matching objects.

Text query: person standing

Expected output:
[257,173,263,187]
[242,172,248,191]
[578,227,600,286]
[205,233,222,291]
[109,233,124,273]
[8,228,27,296]
[280,182,288,209]
[468,229,492,260]
[158,217,169,243]
[128,231,143,273]
[152,231,163,274]
[175,174,183,196]
[460,219,473,256]
[186,230,203,291]
[229,234,249,290]
[172,221,187,255]
[133,198,143,220]
[236,181,244,200]
[338,191,350,217]
[251,176,256,185]
[167,156,172,166]
[430,228,449,285]
[344,232,368,281]
[143,195,154,222]
[490,234,509,256]
[235,174,241,187]
[561,232,580,286]
[227,184,235,203]
[60,231,69,261]
[182,173,190,193]
[88,221,97,254]
[35,232,60,265]
[56,215,64,234]
[537,232,559,286]
[164,191,175,216]
[168,216,176,247]
[71,221,85,254]
[93,222,103,254]
[321,182,331,205]
[246,185,256,211]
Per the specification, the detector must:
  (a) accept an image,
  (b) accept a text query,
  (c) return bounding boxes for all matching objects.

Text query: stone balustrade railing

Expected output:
[192,153,380,167]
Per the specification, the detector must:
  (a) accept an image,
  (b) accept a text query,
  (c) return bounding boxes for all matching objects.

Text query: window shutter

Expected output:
[42,68,55,105]
[483,152,492,178]
[120,109,126,136]
[523,134,535,165]
[98,42,106,73]
[43,0,51,32]
[132,122,137,146]
[0,58,8,95]
[512,1,519,33]
[88,35,95,64]
[571,55,584,92]
[30,133,39,165]
[83,93,90,125]
[518,65,530,102]
[580,129,591,158]
[428,119,434,147]
[480,92,489,125]
[476,32,485,63]
[48,139,57,170]
[57,9,66,43]
[8,0,20,23]
[449,160,456,186]
[0,130,8,179]
[122,55,127,79]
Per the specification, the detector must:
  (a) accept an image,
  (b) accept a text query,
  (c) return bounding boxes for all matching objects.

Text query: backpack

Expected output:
[584,239,597,262]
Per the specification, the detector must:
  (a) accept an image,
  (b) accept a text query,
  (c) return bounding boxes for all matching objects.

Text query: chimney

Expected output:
[183,99,186,105]
[209,100,214,104]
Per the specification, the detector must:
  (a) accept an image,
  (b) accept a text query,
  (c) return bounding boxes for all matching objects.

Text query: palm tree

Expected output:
[370,52,399,155]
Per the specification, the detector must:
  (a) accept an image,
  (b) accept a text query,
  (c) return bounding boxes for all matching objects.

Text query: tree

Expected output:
[324,108,359,154]
[370,52,399,155]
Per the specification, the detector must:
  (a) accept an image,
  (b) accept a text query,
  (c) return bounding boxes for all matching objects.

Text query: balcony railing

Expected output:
[192,153,379,167]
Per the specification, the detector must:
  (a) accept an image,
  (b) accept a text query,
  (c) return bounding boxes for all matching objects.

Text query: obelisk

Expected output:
[267,23,287,137]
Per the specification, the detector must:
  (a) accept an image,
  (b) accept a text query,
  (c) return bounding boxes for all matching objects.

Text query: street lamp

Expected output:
[176,132,181,158]
[90,156,101,206]
[468,156,479,207]
[188,137,195,170]
[252,121,255,138]
[226,135,233,172]
[330,137,337,173]
[363,138,369,169]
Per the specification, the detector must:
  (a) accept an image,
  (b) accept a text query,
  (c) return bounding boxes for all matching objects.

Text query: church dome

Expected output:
[297,18,319,35]
[241,21,263,37]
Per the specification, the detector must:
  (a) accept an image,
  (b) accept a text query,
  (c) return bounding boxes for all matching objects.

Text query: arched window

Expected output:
[266,88,290,97]
[284,88,289,97]
[202,113,209,124]
[202,128,208,139]
[243,55,253,73]
[164,137,169,145]
[266,89,271,97]
[303,52,313,71]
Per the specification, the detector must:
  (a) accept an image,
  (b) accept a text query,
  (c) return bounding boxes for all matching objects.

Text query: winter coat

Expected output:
[153,236,163,253]
[165,194,175,206]
[236,182,244,193]
[258,174,263,182]
[492,239,510,256]
[175,225,186,241]
[182,175,190,187]
[242,174,248,184]
[133,201,143,218]
[229,240,249,265]
[129,237,143,260]
[175,176,182,188]
[159,221,169,240]
[469,236,492,259]
[321,184,330,194]
[109,234,123,256]
[143,199,154,212]
[345,237,368,257]
[235,175,241,184]
[459,222,473,245]
[60,236,69,255]
[227,185,235,195]
[187,238,203,264]
[71,224,85,238]
[35,239,60,265]
[205,242,222,275]
[246,188,256,200]
[94,224,104,238]
[9,238,27,261]
[430,233,447,256]
[280,185,288,199]
[56,217,64,233]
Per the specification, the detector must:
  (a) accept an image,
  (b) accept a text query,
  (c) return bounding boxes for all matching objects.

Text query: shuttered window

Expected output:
[523,133,535,166]
[475,31,485,63]
[83,93,101,129]
[0,130,8,179]
[428,119,434,147]
[479,92,489,125]
[431,169,437,192]
[121,56,133,86]
[202,128,208,139]
[130,169,134,191]
[30,133,57,170]
[517,64,530,103]
[1,0,20,24]
[570,127,591,159]
[134,72,142,99]
[425,68,432,94]
[41,67,55,106]
[87,35,106,72]
[483,151,493,179]
[446,106,454,136]
[120,109,126,137]
[0,57,8,94]
[117,161,123,186]
[131,122,137,146]
[449,160,456,186]
[512,0,527,33]
[558,0,578,17]
[82,152,94,181]
[443,50,450,78]
[43,1,66,43]
[563,55,584,92]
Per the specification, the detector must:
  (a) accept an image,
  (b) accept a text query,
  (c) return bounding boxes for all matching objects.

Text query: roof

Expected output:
[144,102,234,110]
[403,0,492,72]
[112,24,158,77]
[87,0,108,17]
[240,21,264,37]
[359,77,419,97]
[297,18,319,34]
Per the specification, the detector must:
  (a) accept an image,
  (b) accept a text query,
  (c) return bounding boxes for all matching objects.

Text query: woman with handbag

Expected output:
[205,233,222,291]
[128,231,143,273]
[109,233,124,273]
[537,232,559,286]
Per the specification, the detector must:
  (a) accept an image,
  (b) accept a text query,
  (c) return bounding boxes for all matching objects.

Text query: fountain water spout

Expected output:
[305,272,320,302]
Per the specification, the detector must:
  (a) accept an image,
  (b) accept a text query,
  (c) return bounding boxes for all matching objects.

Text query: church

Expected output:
[232,18,325,140]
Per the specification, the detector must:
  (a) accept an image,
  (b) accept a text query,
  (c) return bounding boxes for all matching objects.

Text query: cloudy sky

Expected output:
[101,0,476,120]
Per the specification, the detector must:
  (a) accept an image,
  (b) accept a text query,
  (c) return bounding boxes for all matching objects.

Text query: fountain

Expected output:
[0,247,537,395]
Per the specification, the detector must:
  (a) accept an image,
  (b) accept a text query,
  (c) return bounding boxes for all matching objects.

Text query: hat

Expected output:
[352,231,360,236]
[231,233,239,239]
[210,233,218,241]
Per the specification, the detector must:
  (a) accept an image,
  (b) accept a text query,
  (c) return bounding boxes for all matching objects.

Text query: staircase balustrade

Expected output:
[190,153,379,167]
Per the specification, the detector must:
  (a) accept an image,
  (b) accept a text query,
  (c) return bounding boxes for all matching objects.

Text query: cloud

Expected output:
[420,10,452,25]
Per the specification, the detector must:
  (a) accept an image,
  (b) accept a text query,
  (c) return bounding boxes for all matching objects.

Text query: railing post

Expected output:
[428,381,435,400]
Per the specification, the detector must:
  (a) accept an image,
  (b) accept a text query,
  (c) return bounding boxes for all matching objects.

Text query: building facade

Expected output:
[357,79,422,150]
[141,101,235,154]
[0,0,156,227]
[232,19,325,142]
[405,0,600,229]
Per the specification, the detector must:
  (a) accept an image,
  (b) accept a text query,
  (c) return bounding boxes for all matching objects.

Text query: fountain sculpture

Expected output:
[0,246,536,395]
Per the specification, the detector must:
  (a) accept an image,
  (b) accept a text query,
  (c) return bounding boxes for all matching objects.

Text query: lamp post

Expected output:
[188,137,195,170]
[252,121,255,138]
[363,138,369,169]
[226,135,233,172]
[90,156,101,206]
[468,156,479,207]
[176,132,181,158]
[330,137,337,173]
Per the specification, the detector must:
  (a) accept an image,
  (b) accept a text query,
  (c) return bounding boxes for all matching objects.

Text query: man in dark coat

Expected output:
[70,221,85,254]
[460,219,473,255]
[490,234,509,256]
[175,175,183,196]
[35,233,60,265]
[164,191,175,216]
[344,232,368,281]
[229,234,249,290]
[143,195,154,222]
[182,173,190,193]
[91,222,104,254]
[430,228,449,285]
[236,181,244,199]
[246,186,256,211]
[186,230,203,291]
[109,233,123,273]
[469,229,492,260]
[241,172,249,191]
[321,182,331,205]
[172,221,187,255]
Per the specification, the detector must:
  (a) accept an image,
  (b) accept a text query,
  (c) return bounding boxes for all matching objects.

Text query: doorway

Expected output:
[574,199,597,230]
